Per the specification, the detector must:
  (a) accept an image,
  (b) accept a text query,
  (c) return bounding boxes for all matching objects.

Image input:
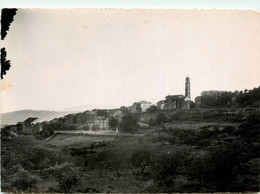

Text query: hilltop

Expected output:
[0,109,75,126]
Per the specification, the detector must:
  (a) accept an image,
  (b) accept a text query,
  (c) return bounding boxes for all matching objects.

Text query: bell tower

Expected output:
[185,77,190,99]
[185,77,191,109]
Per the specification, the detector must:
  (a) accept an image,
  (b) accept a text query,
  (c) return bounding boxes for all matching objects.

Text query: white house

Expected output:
[94,116,109,130]
[140,101,153,112]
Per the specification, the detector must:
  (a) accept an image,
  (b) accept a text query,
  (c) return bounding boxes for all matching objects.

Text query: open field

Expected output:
[47,133,115,146]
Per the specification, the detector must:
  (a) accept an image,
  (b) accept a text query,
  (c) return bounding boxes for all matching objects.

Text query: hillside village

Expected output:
[2,77,260,139]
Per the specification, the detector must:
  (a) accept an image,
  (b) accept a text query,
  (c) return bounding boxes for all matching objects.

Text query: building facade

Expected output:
[21,117,42,134]
[94,116,109,130]
[156,100,165,110]
[164,95,185,109]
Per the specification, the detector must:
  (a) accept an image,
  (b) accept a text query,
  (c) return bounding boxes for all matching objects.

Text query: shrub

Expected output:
[120,113,139,133]
[130,148,153,175]
[11,168,39,191]
[147,105,157,113]
[109,117,119,129]
[46,162,80,192]
[156,113,168,125]
[222,126,235,134]
[148,118,156,126]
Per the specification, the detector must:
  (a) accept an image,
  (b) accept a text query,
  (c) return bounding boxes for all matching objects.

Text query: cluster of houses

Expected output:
[1,101,154,138]
[1,117,42,140]
[2,77,193,138]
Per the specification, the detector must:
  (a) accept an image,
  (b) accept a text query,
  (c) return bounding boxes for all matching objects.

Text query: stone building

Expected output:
[94,116,109,130]
[54,111,96,125]
[129,101,153,113]
[21,117,42,134]
[158,76,192,110]
[129,102,141,113]
[164,95,185,110]
[1,125,18,140]
[195,96,202,107]
[120,106,129,114]
[140,101,153,112]
[156,100,165,110]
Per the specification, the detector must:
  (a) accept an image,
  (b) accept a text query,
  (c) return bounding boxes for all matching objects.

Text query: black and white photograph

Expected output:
[1,7,260,193]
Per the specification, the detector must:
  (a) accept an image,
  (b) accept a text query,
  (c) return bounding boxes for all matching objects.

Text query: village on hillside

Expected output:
[2,77,260,140]
[2,77,260,143]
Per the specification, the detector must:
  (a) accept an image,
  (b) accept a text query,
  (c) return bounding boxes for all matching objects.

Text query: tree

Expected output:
[148,118,156,126]
[109,117,119,129]
[156,113,168,125]
[1,8,17,40]
[152,150,185,189]
[120,113,139,133]
[130,148,153,175]
[47,162,80,193]
[147,105,157,113]
[11,168,39,191]
[1,9,17,79]
[96,109,108,117]
[184,151,213,188]
[190,101,196,108]
[1,48,11,79]
[92,124,100,131]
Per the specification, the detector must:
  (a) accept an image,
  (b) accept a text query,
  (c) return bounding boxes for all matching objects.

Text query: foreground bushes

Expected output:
[1,116,259,192]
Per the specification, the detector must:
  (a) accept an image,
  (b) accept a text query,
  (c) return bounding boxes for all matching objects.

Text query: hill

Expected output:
[1,110,75,126]
[60,104,118,112]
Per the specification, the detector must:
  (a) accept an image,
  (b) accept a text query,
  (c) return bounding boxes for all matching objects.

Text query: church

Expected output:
[157,77,191,110]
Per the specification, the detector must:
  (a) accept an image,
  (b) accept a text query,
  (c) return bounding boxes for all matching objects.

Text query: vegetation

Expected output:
[147,105,157,113]
[156,113,168,125]
[1,109,259,192]
[200,86,260,108]
[120,113,139,133]
[109,117,119,129]
[1,8,17,79]
[96,109,109,117]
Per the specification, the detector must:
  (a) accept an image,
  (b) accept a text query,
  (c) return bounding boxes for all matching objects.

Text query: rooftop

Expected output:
[23,117,38,123]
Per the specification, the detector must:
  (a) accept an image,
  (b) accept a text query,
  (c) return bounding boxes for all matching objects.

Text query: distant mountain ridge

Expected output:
[0,110,77,126]
[60,104,119,112]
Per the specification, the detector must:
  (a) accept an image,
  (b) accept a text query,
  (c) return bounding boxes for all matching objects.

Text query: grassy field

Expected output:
[47,133,115,146]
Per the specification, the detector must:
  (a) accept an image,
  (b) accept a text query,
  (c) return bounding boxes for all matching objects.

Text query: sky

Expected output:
[1,9,260,113]
[1,0,260,9]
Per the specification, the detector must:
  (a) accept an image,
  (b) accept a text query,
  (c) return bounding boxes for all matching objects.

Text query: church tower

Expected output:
[185,77,191,99]
[185,77,191,109]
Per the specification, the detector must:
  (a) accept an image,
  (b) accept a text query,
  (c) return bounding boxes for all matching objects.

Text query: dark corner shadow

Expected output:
[1,8,17,79]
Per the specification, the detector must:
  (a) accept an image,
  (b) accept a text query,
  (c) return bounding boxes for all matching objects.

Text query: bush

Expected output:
[130,148,153,175]
[46,162,80,192]
[11,168,39,191]
[152,150,186,188]
[156,113,168,125]
[35,127,54,139]
[222,126,235,134]
[120,113,139,133]
[147,105,157,113]
[109,117,119,129]
[148,118,156,126]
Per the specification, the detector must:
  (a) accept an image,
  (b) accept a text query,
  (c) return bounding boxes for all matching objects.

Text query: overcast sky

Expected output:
[1,9,260,113]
